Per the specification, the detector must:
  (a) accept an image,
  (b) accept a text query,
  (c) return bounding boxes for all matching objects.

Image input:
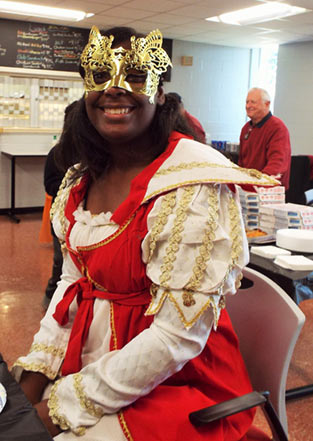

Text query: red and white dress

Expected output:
[13,132,277,441]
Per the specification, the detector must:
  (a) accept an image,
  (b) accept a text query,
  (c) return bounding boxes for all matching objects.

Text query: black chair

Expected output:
[285,155,311,205]
[0,354,53,441]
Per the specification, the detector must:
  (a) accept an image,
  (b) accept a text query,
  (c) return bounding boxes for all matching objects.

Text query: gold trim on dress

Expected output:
[142,176,275,205]
[169,290,219,328]
[12,361,58,380]
[50,166,82,238]
[85,267,108,291]
[183,185,219,298]
[159,186,196,287]
[146,288,168,315]
[30,343,65,359]
[154,161,277,184]
[73,373,104,419]
[146,187,247,329]
[118,411,135,441]
[48,379,86,436]
[77,213,135,251]
[229,194,243,264]
[110,302,118,350]
[148,191,177,262]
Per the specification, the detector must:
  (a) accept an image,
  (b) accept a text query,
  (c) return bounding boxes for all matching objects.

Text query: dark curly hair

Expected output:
[55,27,200,180]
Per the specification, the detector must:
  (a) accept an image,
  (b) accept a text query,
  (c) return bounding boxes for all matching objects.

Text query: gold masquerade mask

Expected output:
[80,26,172,104]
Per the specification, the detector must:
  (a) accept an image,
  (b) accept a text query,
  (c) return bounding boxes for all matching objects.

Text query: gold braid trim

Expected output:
[50,166,83,238]
[73,373,104,419]
[209,190,244,297]
[229,194,243,265]
[154,161,276,184]
[146,189,244,329]
[12,361,58,380]
[77,213,136,250]
[110,301,118,350]
[118,411,135,441]
[159,186,195,287]
[182,185,219,306]
[30,343,65,359]
[146,288,168,315]
[229,193,244,290]
[148,190,177,262]
[168,291,219,328]
[146,285,221,328]
[85,267,108,291]
[48,378,86,436]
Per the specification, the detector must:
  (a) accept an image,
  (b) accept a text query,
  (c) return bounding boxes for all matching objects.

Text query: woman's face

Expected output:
[84,40,165,145]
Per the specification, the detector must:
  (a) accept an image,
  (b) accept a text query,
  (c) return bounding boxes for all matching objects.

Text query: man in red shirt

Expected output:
[238,87,291,189]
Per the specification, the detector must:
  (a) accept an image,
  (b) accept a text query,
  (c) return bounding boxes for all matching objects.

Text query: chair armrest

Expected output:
[189,391,267,426]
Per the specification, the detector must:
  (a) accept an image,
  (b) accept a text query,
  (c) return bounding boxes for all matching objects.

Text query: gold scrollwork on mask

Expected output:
[80,26,172,103]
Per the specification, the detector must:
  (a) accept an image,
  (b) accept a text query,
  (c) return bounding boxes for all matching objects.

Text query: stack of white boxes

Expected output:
[239,186,285,231]
[259,203,313,233]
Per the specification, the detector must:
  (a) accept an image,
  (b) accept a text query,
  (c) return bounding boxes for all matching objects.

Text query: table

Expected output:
[0,354,53,441]
[1,149,48,223]
[248,251,313,302]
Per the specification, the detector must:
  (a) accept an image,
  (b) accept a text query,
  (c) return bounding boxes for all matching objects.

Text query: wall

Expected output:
[164,39,251,143]
[274,40,313,155]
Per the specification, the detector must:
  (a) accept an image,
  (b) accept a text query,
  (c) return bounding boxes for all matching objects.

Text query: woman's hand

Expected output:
[19,370,49,405]
[35,399,63,437]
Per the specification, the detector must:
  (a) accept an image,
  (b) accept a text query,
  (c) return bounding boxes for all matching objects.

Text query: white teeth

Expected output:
[104,108,130,115]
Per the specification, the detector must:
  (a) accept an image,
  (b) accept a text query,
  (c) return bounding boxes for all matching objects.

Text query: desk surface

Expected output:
[0,355,53,441]
[1,149,48,157]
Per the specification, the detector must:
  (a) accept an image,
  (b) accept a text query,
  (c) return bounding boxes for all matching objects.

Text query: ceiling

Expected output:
[1,0,313,48]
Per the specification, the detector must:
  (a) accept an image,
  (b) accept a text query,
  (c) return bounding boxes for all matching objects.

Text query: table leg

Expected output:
[8,156,20,223]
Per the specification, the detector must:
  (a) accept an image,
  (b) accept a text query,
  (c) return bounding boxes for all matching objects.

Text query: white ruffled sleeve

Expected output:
[11,243,81,381]
[11,182,80,382]
[142,183,249,329]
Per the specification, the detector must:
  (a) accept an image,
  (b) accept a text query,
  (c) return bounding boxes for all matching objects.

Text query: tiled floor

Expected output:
[1,211,313,440]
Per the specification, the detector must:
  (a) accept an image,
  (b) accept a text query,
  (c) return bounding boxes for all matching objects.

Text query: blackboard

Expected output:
[0,18,172,79]
[0,18,89,71]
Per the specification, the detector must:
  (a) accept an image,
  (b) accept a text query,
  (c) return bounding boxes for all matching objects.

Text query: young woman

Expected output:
[12,26,277,441]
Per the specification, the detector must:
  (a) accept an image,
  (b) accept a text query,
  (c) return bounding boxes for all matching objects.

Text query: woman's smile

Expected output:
[98,104,136,119]
[102,107,132,115]
[85,87,160,144]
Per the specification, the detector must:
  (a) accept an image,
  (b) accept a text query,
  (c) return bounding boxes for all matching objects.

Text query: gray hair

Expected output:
[248,87,271,103]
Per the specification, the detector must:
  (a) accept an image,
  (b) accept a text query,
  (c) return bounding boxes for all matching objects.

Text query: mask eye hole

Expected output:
[93,70,111,84]
[125,69,147,84]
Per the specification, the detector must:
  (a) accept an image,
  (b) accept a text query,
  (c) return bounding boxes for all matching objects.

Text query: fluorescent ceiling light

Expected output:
[0,1,94,22]
[206,2,308,26]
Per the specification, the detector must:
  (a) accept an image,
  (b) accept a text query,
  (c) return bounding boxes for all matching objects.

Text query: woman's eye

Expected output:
[125,72,147,84]
[93,71,111,84]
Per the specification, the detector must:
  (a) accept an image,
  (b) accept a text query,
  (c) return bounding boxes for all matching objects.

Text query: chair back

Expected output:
[226,267,305,434]
[285,155,310,204]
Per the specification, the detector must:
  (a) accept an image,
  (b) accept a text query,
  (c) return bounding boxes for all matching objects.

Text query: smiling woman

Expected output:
[11,25,278,441]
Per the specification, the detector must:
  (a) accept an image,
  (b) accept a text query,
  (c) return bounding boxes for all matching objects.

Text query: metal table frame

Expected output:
[1,149,47,223]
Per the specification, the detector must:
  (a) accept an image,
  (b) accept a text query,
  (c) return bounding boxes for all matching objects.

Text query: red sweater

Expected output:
[239,113,291,189]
